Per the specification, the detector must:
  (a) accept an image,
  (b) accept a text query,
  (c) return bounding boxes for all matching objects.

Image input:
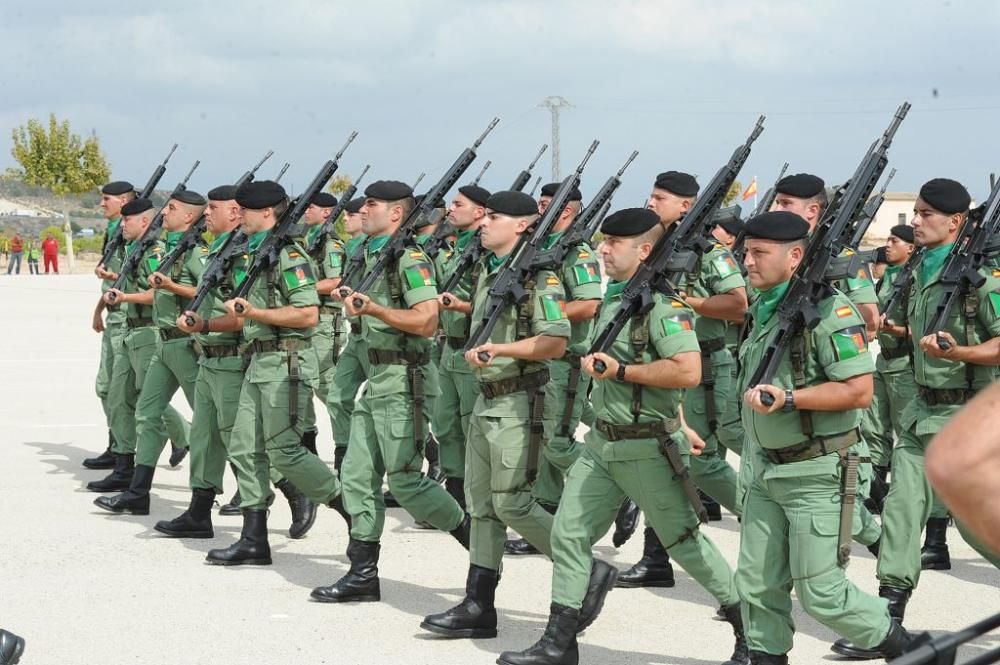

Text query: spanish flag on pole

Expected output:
[742,177,758,201]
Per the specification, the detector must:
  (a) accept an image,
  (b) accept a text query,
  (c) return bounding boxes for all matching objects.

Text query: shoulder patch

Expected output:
[831,325,868,361]
[540,293,567,321]
[404,262,436,289]
[712,253,739,277]
[572,262,601,286]
[577,250,591,259]
[989,289,1000,316]
[328,251,343,270]
[282,263,316,290]
[662,311,694,336]
[835,306,854,318]
[545,276,561,286]
[670,300,685,308]
[410,251,425,259]
[287,251,301,259]
[201,247,210,253]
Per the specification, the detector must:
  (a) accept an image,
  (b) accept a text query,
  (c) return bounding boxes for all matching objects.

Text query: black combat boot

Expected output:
[831,586,911,657]
[205,509,271,566]
[301,429,319,456]
[748,651,787,664]
[497,603,580,665]
[169,442,187,467]
[505,538,542,556]
[616,527,675,588]
[421,564,499,638]
[577,560,619,633]
[0,629,25,665]
[275,478,317,539]
[450,514,471,550]
[921,517,951,570]
[612,498,640,547]
[700,490,723,521]
[865,464,890,514]
[329,494,352,529]
[334,446,347,474]
[425,433,446,483]
[154,488,216,538]
[719,603,751,664]
[877,620,914,659]
[86,453,135,492]
[219,462,242,515]
[93,464,155,515]
[445,477,466,510]
[310,538,381,602]
[383,490,400,508]
[83,430,116,469]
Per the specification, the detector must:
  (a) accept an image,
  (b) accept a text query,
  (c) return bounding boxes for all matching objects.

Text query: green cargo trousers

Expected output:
[95,321,126,433]
[188,356,244,493]
[736,451,893,656]
[433,343,478,479]
[341,392,465,542]
[861,366,917,467]
[326,335,366,451]
[552,439,738,610]
[466,391,557,572]
[108,328,189,455]
[228,348,341,510]
[135,337,200,467]
[877,427,1000,591]
[532,358,588,507]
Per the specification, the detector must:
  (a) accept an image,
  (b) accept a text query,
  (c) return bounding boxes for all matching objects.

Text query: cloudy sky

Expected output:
[3,0,999,208]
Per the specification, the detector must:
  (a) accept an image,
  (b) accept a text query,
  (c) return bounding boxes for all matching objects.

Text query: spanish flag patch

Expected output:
[546,276,561,286]
[288,251,301,259]
[836,306,854,318]
[410,251,425,259]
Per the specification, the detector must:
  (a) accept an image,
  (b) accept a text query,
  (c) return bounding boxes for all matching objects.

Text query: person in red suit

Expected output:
[42,233,59,273]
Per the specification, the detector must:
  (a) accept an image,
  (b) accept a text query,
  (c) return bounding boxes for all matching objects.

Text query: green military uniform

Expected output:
[96,217,126,442]
[304,225,347,436]
[735,285,892,656]
[106,240,190,457]
[532,233,603,508]
[416,231,448,445]
[552,284,737,608]
[133,232,207,468]
[227,231,341,509]
[340,235,464,541]
[466,257,570,571]
[432,229,480,483]
[326,234,369,454]
[877,246,1000,594]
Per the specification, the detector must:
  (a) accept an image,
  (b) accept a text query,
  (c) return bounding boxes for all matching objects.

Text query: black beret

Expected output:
[345,196,365,214]
[600,207,660,237]
[458,184,491,206]
[311,192,338,208]
[121,198,154,217]
[653,171,699,197]
[718,219,745,236]
[101,181,134,196]
[236,180,286,210]
[919,178,970,215]
[889,224,914,243]
[744,211,809,241]
[776,173,825,199]
[172,189,207,206]
[207,185,238,201]
[540,182,583,202]
[485,191,538,217]
[364,180,413,201]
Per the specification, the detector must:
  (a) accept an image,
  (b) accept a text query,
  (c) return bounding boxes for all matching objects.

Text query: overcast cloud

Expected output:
[2,0,999,206]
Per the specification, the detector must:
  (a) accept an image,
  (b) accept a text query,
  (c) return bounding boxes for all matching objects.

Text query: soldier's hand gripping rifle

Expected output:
[591,117,765,373]
[923,175,1000,350]
[100,143,178,268]
[105,160,200,302]
[342,118,500,309]
[306,163,371,263]
[230,132,358,313]
[154,150,274,285]
[463,140,599,362]
[746,102,910,405]
[531,150,638,272]
[510,144,548,192]
[732,161,788,263]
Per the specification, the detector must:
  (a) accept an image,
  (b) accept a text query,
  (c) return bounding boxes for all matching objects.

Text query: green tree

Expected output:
[10,114,111,195]
[722,180,743,207]
[326,174,354,240]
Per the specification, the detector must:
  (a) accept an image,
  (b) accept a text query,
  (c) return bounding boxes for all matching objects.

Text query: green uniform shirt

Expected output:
[237,231,319,343]
[438,229,478,341]
[738,285,874,450]
[305,225,345,307]
[544,232,604,356]
[681,244,746,344]
[359,235,438,397]
[468,254,570,386]
[195,231,244,348]
[874,263,911,373]
[151,231,209,329]
[124,240,162,323]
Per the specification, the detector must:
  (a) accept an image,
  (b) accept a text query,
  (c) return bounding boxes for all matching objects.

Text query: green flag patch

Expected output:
[540,293,567,321]
[282,263,316,290]
[404,262,436,289]
[713,254,739,277]
[328,251,343,270]
[146,256,161,273]
[573,262,601,285]
[661,312,694,336]
[990,290,1000,317]
[831,325,868,361]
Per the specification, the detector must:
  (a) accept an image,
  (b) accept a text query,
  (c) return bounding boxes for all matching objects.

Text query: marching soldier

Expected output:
[737,211,911,663]
[832,178,1000,658]
[420,190,569,638]
[497,207,747,665]
[207,180,349,567]
[311,180,467,604]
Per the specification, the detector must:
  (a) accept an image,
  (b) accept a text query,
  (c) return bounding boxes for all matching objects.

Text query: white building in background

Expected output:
[862,192,917,247]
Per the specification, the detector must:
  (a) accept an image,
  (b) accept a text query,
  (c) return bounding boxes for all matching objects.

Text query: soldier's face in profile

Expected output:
[303,203,328,225]
[599,235,646,281]
[743,239,801,290]
[343,211,363,235]
[361,198,391,236]
[884,234,914,264]
[480,212,525,252]
[122,213,147,241]
[240,207,270,235]
[911,198,959,248]
[646,188,689,225]
[448,194,478,229]
[712,225,737,247]
[771,195,819,231]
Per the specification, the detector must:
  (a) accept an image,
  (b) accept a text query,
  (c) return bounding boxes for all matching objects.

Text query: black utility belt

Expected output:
[479,370,549,400]
[594,417,681,440]
[763,429,860,465]
[159,327,189,342]
[367,349,430,365]
[126,318,154,330]
[917,385,975,406]
[244,338,311,356]
[195,342,241,359]
[699,338,727,354]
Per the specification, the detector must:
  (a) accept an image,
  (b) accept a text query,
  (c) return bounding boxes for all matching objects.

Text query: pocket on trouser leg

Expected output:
[382,416,423,475]
[792,512,841,581]
[493,437,532,495]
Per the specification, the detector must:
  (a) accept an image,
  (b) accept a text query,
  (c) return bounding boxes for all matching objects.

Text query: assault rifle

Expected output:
[306,163,370,262]
[881,247,924,319]
[923,175,1000,349]
[274,162,290,182]
[100,143,178,267]
[732,162,787,264]
[105,160,200,302]
[472,160,491,186]
[229,132,357,312]
[531,150,638,271]
[746,102,910,404]
[412,172,426,190]
[154,150,274,285]
[590,116,765,373]
[888,610,1000,665]
[344,118,499,309]
[439,230,483,306]
[825,168,897,281]
[510,144,548,192]
[464,140,598,361]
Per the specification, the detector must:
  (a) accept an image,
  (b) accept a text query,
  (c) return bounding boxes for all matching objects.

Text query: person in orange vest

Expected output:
[6,233,22,274]
[42,233,59,273]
